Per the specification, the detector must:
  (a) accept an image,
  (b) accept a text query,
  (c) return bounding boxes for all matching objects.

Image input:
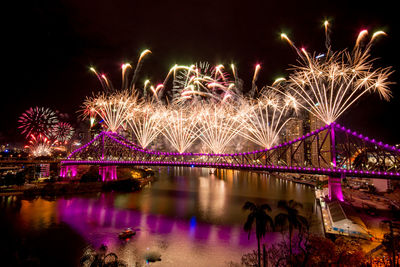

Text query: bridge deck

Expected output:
[61,160,400,179]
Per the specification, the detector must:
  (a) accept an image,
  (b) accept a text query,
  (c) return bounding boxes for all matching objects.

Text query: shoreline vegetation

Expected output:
[0,167,154,197]
[1,169,314,197]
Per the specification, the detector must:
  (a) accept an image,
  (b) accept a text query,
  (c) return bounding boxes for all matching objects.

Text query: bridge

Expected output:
[61,122,400,201]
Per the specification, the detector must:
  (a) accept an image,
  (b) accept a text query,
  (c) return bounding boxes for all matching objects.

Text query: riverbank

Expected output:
[273,172,316,187]
[0,176,153,197]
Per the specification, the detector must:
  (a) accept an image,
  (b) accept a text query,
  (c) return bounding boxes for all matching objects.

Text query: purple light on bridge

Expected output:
[99,165,117,181]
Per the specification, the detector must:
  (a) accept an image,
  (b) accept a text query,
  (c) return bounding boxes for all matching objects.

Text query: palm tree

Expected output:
[274,200,308,263]
[243,201,274,267]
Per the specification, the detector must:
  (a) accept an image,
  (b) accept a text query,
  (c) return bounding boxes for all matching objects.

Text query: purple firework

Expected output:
[18,107,59,138]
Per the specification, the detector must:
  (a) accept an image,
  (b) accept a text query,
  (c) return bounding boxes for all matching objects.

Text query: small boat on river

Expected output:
[118,228,136,239]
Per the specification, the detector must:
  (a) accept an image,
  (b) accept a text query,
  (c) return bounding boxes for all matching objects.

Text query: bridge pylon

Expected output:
[328,174,344,201]
[60,165,77,178]
[99,165,117,181]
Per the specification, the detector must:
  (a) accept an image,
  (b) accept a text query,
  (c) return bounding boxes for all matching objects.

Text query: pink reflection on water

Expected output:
[57,196,281,266]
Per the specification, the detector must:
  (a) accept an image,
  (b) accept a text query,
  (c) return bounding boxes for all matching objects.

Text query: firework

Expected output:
[78,25,393,155]
[83,91,137,132]
[159,105,200,153]
[90,49,151,95]
[127,102,163,148]
[52,122,74,143]
[239,91,298,149]
[276,24,392,124]
[25,134,55,157]
[18,107,59,138]
[171,62,237,104]
[197,103,245,154]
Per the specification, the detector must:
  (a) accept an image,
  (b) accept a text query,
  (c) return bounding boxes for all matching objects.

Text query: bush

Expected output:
[15,171,26,185]
[80,166,101,182]
[80,173,101,182]
[102,179,141,192]
[4,173,16,186]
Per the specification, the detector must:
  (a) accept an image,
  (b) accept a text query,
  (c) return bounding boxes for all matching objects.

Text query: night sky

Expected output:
[2,0,400,145]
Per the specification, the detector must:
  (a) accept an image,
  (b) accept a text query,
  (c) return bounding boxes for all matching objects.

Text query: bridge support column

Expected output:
[99,166,117,181]
[328,173,344,201]
[60,165,67,177]
[66,165,78,178]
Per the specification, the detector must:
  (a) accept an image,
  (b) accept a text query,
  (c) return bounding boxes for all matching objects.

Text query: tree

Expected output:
[368,185,378,194]
[15,171,26,185]
[80,166,101,182]
[274,199,308,264]
[303,235,336,266]
[333,237,366,266]
[4,173,16,186]
[382,220,400,267]
[243,201,274,267]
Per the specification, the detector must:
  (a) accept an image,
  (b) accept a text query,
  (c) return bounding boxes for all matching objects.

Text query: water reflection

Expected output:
[0,167,318,266]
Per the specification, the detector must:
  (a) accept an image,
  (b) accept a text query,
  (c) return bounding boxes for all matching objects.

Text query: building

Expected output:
[326,200,369,238]
[284,118,304,165]
[309,113,332,168]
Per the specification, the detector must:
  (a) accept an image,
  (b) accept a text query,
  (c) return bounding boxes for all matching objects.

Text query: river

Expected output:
[0,167,320,266]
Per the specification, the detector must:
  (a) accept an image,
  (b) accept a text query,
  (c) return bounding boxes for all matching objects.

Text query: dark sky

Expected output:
[2,0,400,145]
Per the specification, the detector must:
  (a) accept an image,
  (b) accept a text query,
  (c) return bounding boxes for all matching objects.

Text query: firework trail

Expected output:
[18,107,59,138]
[276,23,392,124]
[90,49,152,95]
[130,49,152,92]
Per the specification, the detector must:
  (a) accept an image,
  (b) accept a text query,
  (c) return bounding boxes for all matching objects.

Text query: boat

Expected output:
[118,228,136,239]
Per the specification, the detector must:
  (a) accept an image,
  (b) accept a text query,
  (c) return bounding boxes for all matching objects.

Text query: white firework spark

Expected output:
[127,102,163,149]
[277,24,392,124]
[239,91,298,149]
[197,103,246,154]
[159,105,200,153]
[83,91,137,133]
[25,134,55,157]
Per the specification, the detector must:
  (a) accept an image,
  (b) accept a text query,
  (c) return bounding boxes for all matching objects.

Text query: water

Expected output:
[0,167,319,266]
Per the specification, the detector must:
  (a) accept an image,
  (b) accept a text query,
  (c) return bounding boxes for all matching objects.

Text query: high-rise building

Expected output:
[309,113,332,168]
[284,118,304,166]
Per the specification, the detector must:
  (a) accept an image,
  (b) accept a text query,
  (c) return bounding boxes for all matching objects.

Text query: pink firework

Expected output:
[18,107,59,138]
[52,122,74,143]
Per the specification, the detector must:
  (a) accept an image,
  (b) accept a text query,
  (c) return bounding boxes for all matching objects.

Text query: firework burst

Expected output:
[83,91,137,133]
[171,62,237,104]
[25,134,55,157]
[52,122,74,143]
[127,102,163,148]
[18,107,59,138]
[159,105,200,153]
[239,91,298,149]
[197,103,245,154]
[277,23,393,124]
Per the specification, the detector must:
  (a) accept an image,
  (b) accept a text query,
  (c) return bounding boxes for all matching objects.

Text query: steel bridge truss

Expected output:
[63,123,400,179]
